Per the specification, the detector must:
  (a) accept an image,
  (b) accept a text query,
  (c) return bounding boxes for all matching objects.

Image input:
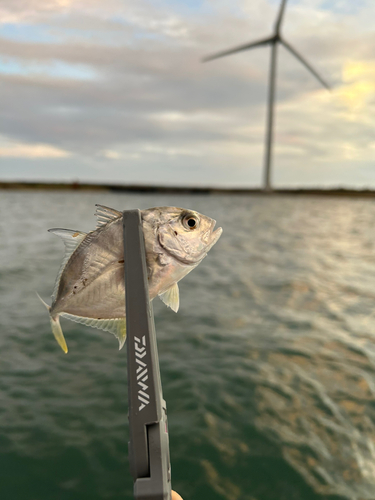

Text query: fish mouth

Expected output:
[213,226,223,241]
[208,225,223,248]
[204,220,223,250]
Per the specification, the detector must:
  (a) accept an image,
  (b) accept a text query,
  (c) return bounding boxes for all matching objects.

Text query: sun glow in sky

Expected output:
[340,61,375,111]
[0,0,374,188]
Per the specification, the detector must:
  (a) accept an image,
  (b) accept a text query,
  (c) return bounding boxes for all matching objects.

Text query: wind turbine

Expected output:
[203,0,330,191]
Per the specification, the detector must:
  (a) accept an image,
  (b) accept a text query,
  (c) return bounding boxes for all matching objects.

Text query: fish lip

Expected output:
[201,221,223,247]
[194,217,222,246]
[207,218,222,242]
[208,226,223,247]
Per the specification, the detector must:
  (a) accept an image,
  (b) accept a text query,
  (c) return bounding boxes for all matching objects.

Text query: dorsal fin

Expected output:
[49,228,87,253]
[159,283,179,312]
[95,204,122,228]
[48,228,87,301]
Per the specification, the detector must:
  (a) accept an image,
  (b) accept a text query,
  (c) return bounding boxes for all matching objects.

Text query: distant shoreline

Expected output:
[1,181,375,197]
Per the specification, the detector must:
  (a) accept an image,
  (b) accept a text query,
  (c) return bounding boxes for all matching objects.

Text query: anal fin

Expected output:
[61,313,126,350]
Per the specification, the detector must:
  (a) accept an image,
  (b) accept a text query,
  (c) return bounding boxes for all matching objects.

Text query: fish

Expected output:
[38,204,222,353]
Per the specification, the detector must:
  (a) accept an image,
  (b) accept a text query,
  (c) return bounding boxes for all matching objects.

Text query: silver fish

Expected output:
[39,205,222,353]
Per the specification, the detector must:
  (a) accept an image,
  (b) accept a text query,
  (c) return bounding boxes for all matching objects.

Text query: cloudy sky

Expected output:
[0,0,374,188]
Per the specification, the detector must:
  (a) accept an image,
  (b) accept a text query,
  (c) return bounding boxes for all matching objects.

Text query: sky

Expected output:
[0,0,374,188]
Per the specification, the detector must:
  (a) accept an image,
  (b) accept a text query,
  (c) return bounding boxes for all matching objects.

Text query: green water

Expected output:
[1,190,375,500]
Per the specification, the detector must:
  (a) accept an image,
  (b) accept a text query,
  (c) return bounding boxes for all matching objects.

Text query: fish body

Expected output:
[39,205,222,353]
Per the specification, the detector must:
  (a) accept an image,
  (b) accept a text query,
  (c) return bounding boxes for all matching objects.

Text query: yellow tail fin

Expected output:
[36,293,68,354]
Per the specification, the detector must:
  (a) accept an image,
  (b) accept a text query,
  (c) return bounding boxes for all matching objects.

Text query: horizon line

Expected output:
[1,180,375,197]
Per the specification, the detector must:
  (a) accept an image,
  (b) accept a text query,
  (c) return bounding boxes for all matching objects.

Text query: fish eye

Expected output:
[182,214,199,230]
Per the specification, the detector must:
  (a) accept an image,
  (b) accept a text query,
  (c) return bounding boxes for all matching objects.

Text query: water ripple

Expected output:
[1,191,375,499]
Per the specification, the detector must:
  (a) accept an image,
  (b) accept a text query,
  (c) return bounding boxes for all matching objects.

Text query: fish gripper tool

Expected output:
[123,209,172,500]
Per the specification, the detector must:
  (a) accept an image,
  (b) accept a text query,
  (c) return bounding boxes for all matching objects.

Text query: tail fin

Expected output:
[36,293,68,354]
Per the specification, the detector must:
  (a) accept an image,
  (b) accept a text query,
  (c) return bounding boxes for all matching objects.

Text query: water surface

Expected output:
[1,191,375,500]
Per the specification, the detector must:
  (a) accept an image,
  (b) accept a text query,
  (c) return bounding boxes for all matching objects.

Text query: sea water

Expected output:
[1,190,375,500]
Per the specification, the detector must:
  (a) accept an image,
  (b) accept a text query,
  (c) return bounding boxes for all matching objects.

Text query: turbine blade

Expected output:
[275,0,288,33]
[202,36,275,62]
[281,38,331,90]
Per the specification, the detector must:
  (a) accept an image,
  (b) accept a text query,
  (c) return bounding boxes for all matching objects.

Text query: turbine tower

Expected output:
[203,0,330,191]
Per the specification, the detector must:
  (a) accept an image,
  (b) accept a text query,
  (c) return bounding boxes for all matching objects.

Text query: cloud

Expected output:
[0,0,374,187]
[0,139,71,158]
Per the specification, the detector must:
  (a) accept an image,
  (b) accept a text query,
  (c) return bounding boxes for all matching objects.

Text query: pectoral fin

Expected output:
[159,283,179,312]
